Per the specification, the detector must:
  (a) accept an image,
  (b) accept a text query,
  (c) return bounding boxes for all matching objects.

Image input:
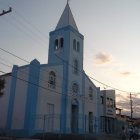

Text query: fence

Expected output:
[30,114,99,135]
[0,114,128,137]
[30,114,128,135]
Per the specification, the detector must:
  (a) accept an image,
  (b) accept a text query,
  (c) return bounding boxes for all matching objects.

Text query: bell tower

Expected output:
[48,3,84,69]
[48,2,84,133]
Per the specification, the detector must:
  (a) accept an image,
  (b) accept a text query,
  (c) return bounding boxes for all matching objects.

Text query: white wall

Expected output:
[84,75,97,116]
[99,91,104,116]
[12,67,29,129]
[101,90,116,118]
[84,75,98,133]
[35,65,63,131]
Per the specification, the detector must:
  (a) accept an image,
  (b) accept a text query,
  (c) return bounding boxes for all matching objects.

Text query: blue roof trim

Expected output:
[50,25,84,39]
[84,73,97,88]
[40,63,63,68]
[60,63,69,133]
[96,87,101,134]
[81,71,85,133]
[19,65,29,69]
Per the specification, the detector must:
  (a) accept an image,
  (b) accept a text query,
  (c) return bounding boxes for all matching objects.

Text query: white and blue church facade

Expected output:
[0,3,116,137]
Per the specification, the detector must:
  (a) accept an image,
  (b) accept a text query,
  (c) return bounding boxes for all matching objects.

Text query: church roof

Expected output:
[55,3,79,31]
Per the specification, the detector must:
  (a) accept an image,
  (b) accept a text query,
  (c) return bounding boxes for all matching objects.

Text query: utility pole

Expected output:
[130,93,133,125]
[0,7,12,16]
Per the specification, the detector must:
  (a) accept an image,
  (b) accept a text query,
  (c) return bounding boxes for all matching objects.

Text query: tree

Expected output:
[0,79,5,97]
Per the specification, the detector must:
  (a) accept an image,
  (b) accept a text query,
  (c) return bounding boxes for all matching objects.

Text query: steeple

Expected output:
[48,1,84,66]
[55,3,79,31]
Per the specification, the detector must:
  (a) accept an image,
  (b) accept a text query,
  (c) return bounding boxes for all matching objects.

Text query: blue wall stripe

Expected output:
[24,59,40,134]
[61,63,69,133]
[49,26,72,133]
[96,88,101,134]
[60,31,70,133]
[82,74,85,133]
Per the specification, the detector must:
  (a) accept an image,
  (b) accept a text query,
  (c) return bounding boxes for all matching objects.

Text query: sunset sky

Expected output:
[0,0,140,116]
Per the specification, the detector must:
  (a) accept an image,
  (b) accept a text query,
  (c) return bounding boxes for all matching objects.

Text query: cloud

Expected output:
[94,52,112,64]
[120,71,131,76]
[116,94,140,117]
[116,94,128,100]
[116,94,130,111]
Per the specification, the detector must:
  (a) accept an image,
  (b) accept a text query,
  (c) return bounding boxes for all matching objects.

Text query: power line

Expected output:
[0,70,62,95]
[10,13,48,47]
[12,6,49,41]
[0,60,97,105]
[0,1,139,117]
[0,58,95,104]
[0,61,12,68]
[0,47,29,63]
[0,60,103,103]
[0,59,63,90]
[0,1,107,93]
[0,1,49,47]
[0,69,96,104]
[55,54,139,94]
[0,1,139,95]
[1,15,48,49]
[0,2,139,97]
[8,0,51,36]
[0,48,135,112]
[0,47,66,88]
[0,46,139,95]
[0,2,49,56]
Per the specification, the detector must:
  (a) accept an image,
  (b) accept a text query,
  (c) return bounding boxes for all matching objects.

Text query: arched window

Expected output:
[73,39,76,51]
[110,98,113,108]
[107,97,110,107]
[77,41,80,52]
[60,38,64,48]
[55,39,59,50]
[72,83,79,94]
[100,96,104,104]
[73,59,78,74]
[89,87,93,100]
[48,71,56,89]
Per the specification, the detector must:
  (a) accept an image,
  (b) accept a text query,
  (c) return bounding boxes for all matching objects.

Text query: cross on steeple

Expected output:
[67,0,70,4]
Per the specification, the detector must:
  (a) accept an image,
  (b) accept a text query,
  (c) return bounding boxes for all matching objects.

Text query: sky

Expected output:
[0,0,140,117]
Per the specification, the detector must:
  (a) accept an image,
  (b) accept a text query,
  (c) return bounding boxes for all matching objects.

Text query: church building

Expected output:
[0,2,116,137]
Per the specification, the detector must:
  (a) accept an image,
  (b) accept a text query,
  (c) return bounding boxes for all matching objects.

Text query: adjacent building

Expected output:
[100,90,116,133]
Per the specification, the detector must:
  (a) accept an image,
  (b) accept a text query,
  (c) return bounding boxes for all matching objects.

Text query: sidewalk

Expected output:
[2,135,140,140]
[96,135,140,140]
[95,134,121,140]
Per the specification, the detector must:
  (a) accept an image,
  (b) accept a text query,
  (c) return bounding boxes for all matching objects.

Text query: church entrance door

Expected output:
[71,104,78,133]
